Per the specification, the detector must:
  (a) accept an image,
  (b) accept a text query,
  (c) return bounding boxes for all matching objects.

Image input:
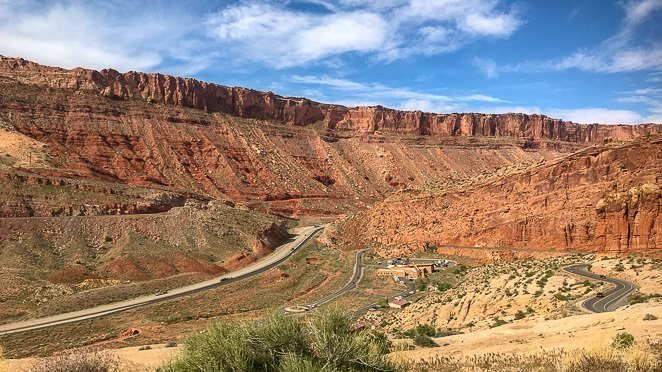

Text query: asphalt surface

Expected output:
[563,264,636,313]
[299,251,443,313]
[0,225,324,336]
[303,249,367,309]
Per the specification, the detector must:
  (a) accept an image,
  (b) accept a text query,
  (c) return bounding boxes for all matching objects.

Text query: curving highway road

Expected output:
[563,264,636,313]
[299,249,367,310]
[0,225,325,336]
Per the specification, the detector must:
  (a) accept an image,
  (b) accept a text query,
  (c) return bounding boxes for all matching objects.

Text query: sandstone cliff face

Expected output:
[1,59,584,216]
[333,137,661,253]
[2,56,660,143]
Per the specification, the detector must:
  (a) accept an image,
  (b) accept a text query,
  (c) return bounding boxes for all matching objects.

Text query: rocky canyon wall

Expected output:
[332,137,661,253]
[2,56,660,143]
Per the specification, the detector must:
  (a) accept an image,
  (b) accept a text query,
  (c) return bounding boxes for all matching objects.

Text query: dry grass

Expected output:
[405,342,661,372]
[28,348,119,372]
[0,344,5,372]
[561,342,660,372]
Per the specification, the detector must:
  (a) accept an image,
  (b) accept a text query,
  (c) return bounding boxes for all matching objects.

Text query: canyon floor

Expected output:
[2,254,660,371]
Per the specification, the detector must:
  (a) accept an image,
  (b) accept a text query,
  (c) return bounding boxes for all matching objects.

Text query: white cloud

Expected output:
[646,72,662,82]
[207,4,388,68]
[399,0,521,37]
[462,12,521,37]
[207,0,522,67]
[291,75,370,90]
[476,0,662,76]
[545,108,644,124]
[623,0,662,24]
[292,75,659,123]
[625,87,662,95]
[615,87,662,123]
[548,47,662,73]
[442,103,659,124]
[473,57,499,78]
[399,99,461,113]
[290,75,506,112]
[459,94,508,103]
[0,1,208,74]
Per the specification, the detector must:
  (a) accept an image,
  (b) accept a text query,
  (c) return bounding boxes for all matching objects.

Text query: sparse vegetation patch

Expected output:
[161,309,396,372]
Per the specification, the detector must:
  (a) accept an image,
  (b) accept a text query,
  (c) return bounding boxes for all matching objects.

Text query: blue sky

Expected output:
[0,0,661,124]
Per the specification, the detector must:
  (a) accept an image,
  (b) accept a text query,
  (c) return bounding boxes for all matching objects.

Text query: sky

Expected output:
[0,0,661,124]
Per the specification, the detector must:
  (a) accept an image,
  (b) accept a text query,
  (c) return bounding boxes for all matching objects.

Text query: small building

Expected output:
[376,263,433,279]
[388,298,410,309]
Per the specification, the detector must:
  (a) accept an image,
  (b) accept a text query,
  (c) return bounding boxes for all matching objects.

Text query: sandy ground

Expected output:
[1,343,181,371]
[3,303,659,371]
[0,128,51,168]
[392,302,661,363]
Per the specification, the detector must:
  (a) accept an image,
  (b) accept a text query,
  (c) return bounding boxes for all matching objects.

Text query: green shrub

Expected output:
[629,293,662,305]
[414,324,436,337]
[436,282,453,292]
[413,334,437,348]
[404,324,437,339]
[160,310,396,372]
[554,293,574,301]
[514,310,526,320]
[612,332,635,349]
[491,318,508,328]
[453,265,469,275]
[435,329,462,338]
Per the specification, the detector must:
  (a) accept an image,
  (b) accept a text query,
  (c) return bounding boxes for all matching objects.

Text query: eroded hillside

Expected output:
[0,56,633,216]
[332,136,661,254]
[0,201,289,323]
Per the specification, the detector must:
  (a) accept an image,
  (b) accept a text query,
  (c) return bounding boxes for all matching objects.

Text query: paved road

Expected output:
[301,249,367,310]
[0,225,325,336]
[563,264,636,313]
[287,253,457,313]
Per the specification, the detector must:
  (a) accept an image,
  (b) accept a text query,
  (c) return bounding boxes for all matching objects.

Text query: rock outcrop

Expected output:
[2,55,660,143]
[333,137,662,253]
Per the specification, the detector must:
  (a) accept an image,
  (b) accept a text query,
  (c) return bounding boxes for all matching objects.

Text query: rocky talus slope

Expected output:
[333,136,661,253]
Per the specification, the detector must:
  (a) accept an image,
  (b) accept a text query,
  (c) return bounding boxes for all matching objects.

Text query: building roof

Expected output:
[389,298,410,306]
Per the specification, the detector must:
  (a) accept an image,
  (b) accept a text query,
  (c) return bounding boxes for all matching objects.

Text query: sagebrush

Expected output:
[29,348,119,372]
[160,309,396,372]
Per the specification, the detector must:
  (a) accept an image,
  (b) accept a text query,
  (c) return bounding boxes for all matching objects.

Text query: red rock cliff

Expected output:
[333,137,662,254]
[2,56,660,143]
